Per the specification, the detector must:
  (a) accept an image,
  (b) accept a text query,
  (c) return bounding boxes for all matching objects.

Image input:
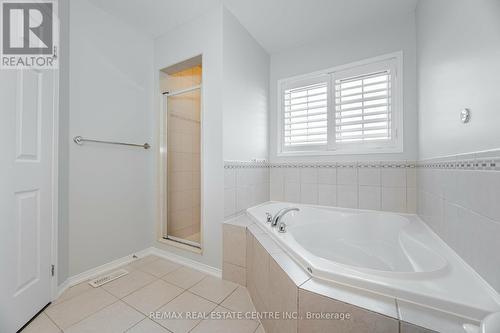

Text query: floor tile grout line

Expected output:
[155,277,189,292]
[122,283,186,318]
[45,261,173,331]
[128,255,163,270]
[123,317,147,333]
[133,259,184,280]
[226,287,258,314]
[155,264,185,279]
[115,274,164,300]
[187,321,203,332]
[148,290,192,329]
[160,263,194,280]
[124,317,174,333]
[187,303,261,333]
[107,300,149,333]
[58,264,196,331]
[41,310,64,332]
[188,274,240,305]
[100,283,127,299]
[44,286,120,327]
[115,263,205,315]
[253,323,263,333]
[186,300,220,333]
[191,273,209,286]
[51,260,255,333]
[160,269,207,290]
[188,285,238,306]
[219,286,240,309]
[102,264,181,300]
[56,297,123,331]
[162,278,203,291]
[156,289,199,314]
[217,284,240,306]
[135,279,256,332]
[214,302,261,323]
[182,289,220,306]
[187,305,219,333]
[152,289,219,333]
[50,257,158,309]
[131,256,172,270]
[48,283,95,308]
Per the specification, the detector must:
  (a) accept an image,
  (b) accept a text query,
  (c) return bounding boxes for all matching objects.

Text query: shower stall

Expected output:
[159,56,202,249]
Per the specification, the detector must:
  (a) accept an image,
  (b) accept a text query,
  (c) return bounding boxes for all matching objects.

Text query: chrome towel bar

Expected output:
[73,136,151,150]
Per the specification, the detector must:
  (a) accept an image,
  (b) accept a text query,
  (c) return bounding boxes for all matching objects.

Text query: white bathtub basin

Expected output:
[246,202,500,324]
[290,212,447,277]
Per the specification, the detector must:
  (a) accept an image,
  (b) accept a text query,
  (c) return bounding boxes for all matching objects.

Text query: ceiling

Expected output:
[223,0,418,53]
[87,0,418,54]
[87,0,221,38]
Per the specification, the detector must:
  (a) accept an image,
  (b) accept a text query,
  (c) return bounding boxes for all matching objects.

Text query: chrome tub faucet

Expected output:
[271,207,299,227]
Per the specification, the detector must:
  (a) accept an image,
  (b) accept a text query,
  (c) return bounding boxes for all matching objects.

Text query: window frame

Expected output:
[280,74,331,153]
[277,52,403,157]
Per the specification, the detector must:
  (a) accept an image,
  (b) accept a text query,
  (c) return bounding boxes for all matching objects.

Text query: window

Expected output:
[278,53,402,155]
[283,77,329,151]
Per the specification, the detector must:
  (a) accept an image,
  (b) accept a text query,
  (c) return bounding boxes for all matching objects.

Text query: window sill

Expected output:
[277,146,403,157]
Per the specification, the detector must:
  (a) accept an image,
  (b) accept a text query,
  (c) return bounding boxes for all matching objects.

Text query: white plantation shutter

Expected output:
[278,55,401,155]
[283,81,329,149]
[334,69,392,143]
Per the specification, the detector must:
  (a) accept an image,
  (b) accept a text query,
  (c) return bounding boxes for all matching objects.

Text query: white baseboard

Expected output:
[56,279,69,300]
[55,246,221,300]
[149,247,222,278]
[55,247,152,300]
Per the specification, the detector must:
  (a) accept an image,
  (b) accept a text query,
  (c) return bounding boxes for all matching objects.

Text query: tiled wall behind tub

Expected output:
[417,151,500,292]
[270,162,417,214]
[224,161,270,218]
[224,160,418,217]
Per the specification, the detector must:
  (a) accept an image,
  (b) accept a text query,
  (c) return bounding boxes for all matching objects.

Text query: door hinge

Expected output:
[51,265,55,277]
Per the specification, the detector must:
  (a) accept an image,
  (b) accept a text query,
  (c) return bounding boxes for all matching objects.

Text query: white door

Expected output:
[0,69,57,332]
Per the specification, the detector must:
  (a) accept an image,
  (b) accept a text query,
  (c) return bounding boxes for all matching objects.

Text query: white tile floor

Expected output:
[22,255,264,333]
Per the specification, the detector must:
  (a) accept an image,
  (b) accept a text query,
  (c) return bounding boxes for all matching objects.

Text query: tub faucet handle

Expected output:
[265,212,272,223]
[271,207,300,227]
[278,222,287,233]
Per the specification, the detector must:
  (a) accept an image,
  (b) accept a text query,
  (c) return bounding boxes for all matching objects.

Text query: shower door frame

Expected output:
[159,84,203,251]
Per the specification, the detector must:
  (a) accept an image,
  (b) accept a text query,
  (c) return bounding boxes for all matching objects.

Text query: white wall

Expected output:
[58,0,70,284]
[68,0,155,276]
[269,13,417,162]
[154,7,225,270]
[416,0,500,292]
[222,8,269,161]
[417,0,500,159]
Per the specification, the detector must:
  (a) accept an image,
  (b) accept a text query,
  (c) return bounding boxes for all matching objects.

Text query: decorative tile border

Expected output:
[269,162,416,168]
[224,160,270,169]
[417,150,500,171]
[417,160,499,170]
[224,149,500,171]
[224,160,416,169]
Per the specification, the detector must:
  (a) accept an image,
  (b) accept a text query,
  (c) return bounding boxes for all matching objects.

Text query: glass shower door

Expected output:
[164,86,201,247]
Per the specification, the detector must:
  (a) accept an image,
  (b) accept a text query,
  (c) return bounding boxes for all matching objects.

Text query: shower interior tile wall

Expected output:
[164,66,202,240]
[417,151,500,292]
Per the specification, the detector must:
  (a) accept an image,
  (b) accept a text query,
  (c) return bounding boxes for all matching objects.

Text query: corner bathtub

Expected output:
[246,202,500,322]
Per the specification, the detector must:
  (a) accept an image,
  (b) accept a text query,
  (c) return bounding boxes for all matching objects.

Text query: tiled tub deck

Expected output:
[223,215,445,333]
